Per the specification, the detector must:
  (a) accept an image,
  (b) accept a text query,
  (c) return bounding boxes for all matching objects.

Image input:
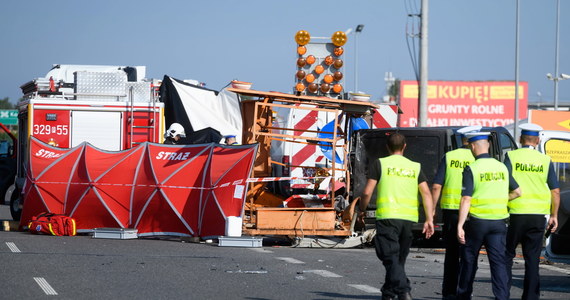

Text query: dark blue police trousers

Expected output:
[442,209,461,297]
[457,217,509,300]
[506,214,547,300]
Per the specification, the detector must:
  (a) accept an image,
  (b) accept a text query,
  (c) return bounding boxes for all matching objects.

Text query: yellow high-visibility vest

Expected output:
[508,148,551,215]
[469,158,510,220]
[376,155,421,222]
[441,148,475,210]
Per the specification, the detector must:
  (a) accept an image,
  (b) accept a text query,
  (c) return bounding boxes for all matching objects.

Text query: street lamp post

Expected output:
[553,0,561,110]
[547,73,570,109]
[354,24,364,93]
[419,0,429,127]
[514,0,520,142]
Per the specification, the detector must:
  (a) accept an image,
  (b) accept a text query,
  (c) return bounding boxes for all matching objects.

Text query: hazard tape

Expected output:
[246,176,330,183]
[28,181,212,190]
[28,176,331,190]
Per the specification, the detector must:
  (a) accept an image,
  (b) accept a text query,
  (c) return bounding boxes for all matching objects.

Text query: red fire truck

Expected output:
[7,64,164,219]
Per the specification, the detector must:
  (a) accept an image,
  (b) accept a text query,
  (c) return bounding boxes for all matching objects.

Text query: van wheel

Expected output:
[7,185,21,221]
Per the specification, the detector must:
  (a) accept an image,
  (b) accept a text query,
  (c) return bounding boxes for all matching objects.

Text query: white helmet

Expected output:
[164,123,186,138]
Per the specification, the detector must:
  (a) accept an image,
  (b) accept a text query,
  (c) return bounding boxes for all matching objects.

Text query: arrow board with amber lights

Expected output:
[294,30,347,98]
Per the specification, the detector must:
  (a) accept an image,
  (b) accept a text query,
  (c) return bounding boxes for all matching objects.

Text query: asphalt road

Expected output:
[1,205,570,299]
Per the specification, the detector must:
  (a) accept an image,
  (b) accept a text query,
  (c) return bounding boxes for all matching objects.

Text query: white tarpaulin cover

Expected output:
[167,76,242,143]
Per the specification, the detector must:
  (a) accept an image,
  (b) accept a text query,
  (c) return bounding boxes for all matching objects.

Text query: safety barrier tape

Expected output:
[245,176,330,183]
[27,176,332,190]
[28,181,211,190]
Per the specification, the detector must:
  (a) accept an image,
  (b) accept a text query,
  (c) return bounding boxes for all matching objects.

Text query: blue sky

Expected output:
[1,0,568,105]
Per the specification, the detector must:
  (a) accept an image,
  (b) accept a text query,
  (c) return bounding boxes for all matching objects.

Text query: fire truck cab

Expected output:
[8,64,164,220]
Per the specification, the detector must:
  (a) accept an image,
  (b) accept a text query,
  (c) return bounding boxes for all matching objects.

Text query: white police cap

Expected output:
[519,123,542,136]
[457,125,483,135]
[464,131,491,142]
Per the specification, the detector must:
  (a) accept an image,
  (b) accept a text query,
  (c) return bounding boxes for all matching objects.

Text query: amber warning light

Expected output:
[294,30,346,97]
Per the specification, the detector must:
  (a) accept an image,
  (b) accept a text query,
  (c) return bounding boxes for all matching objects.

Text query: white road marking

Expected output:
[541,264,570,275]
[276,257,305,264]
[34,277,58,295]
[303,269,342,278]
[347,284,381,294]
[456,258,569,276]
[6,242,21,253]
[249,248,273,253]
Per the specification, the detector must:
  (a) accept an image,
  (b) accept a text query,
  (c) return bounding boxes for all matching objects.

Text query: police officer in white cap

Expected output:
[504,123,560,300]
[457,131,521,300]
[431,125,481,300]
[224,135,240,145]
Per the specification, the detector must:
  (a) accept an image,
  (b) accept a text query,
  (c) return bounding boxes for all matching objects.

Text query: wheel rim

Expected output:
[11,196,19,212]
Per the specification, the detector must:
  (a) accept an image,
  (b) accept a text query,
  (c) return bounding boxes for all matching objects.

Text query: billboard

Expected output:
[529,110,570,131]
[399,81,528,127]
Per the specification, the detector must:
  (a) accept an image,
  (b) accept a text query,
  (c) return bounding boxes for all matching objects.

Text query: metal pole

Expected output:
[554,0,560,110]
[355,32,359,93]
[419,0,428,126]
[514,0,520,142]
[354,25,364,93]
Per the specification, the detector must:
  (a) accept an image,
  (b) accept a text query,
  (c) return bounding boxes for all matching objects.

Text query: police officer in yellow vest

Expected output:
[359,133,434,300]
[505,123,560,300]
[457,131,521,300]
[431,125,481,300]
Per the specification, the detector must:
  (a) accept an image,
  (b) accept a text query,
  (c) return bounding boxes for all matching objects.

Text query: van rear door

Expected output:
[351,128,453,207]
[539,130,570,262]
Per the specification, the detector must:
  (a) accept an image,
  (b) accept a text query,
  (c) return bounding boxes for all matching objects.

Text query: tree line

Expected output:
[0,97,16,109]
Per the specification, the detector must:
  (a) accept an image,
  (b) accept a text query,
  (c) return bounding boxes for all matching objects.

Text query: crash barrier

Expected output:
[20,137,257,237]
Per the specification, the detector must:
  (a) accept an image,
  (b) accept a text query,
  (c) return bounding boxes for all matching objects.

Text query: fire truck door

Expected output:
[71,111,122,150]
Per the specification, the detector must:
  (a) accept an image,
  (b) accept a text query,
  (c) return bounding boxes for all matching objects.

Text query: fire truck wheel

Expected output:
[7,184,21,221]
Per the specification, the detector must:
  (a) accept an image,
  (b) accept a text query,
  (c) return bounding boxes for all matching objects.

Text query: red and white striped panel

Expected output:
[291,109,318,167]
[372,105,399,128]
[291,105,321,189]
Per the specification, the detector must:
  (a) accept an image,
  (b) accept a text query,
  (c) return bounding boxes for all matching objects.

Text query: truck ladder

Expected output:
[128,86,157,148]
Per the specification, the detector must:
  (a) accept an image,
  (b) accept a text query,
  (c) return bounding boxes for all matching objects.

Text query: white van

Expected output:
[539,130,570,263]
